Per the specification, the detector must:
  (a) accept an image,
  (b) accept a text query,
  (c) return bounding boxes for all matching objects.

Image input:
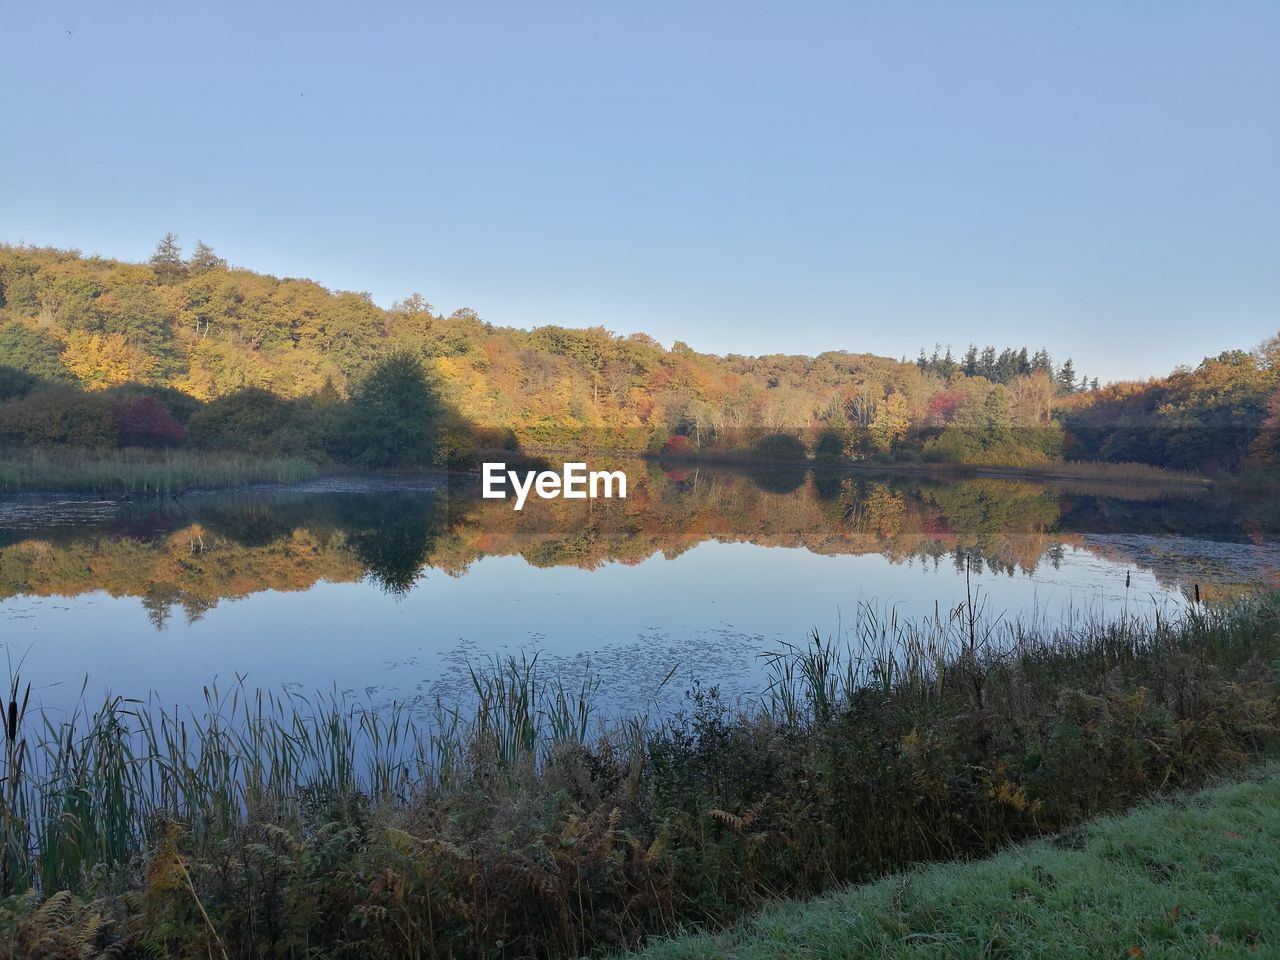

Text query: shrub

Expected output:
[0,366,40,402]
[752,432,807,462]
[0,387,117,447]
[188,387,287,452]
[661,434,694,456]
[814,428,847,461]
[112,395,186,446]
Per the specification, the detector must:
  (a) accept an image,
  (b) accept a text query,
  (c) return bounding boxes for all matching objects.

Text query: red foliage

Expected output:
[661,435,693,455]
[927,388,967,424]
[113,396,186,446]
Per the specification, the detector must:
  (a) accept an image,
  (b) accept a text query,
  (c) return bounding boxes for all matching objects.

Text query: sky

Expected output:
[2,1,1277,383]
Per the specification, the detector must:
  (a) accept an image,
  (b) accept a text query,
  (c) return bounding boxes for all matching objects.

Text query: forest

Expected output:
[0,237,1277,477]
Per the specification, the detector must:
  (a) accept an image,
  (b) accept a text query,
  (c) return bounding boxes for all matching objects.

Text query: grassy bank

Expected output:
[0,447,319,493]
[631,765,1280,959]
[1,593,1277,958]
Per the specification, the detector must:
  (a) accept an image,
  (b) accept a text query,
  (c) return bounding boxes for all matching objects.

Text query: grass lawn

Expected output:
[630,766,1280,960]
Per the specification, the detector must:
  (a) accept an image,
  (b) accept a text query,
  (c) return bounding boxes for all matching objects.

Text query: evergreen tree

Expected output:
[963,344,978,377]
[150,233,185,284]
[1057,358,1077,393]
[978,345,997,380]
[995,348,1019,383]
[188,241,226,275]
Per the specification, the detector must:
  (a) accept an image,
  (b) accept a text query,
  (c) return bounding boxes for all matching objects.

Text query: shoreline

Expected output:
[0,446,1238,496]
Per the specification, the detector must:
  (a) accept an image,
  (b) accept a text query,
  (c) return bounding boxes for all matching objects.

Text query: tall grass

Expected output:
[990,458,1211,484]
[0,447,318,493]
[1,592,1278,957]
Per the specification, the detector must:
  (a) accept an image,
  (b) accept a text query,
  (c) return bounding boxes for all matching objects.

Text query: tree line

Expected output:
[0,237,1276,475]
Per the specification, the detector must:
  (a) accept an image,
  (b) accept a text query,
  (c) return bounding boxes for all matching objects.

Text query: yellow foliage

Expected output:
[58,331,156,388]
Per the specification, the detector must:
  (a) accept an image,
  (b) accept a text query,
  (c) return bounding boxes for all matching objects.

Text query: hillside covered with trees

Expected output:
[0,238,1276,476]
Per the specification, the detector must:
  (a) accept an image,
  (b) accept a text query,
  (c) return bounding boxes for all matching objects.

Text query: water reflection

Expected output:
[1,461,1278,717]
[0,462,1277,628]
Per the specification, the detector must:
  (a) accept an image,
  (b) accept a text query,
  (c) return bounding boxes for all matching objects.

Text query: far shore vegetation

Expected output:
[0,240,1276,493]
[1,591,1277,957]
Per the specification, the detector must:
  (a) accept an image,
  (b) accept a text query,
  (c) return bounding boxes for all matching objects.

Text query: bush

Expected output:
[661,434,694,456]
[0,387,117,447]
[752,432,807,462]
[112,395,186,446]
[814,428,847,462]
[0,366,40,402]
[188,388,288,452]
[105,384,203,425]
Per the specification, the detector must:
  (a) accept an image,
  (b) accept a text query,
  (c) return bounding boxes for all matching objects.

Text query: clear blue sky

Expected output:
[3,2,1277,382]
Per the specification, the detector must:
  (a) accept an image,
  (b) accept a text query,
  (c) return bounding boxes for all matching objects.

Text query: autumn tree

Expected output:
[1251,386,1280,463]
[869,392,911,452]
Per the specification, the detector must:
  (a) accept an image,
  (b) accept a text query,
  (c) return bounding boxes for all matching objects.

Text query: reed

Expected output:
[0,448,318,493]
[1,592,1277,958]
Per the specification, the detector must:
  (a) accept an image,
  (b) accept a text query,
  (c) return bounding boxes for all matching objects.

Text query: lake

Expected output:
[1,460,1277,719]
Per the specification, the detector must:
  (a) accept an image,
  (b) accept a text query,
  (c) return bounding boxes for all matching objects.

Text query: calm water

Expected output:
[1,460,1277,717]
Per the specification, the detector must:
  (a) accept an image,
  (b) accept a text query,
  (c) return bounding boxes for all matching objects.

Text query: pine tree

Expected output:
[1057,358,1077,393]
[941,345,956,378]
[150,233,185,284]
[979,346,997,380]
[188,241,226,275]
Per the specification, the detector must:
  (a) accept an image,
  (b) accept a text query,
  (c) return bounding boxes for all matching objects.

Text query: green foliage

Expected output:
[149,232,185,285]
[49,275,99,331]
[103,283,183,376]
[752,432,807,461]
[1,273,40,317]
[0,368,40,403]
[188,387,288,451]
[1063,350,1279,473]
[187,240,227,275]
[0,323,71,382]
[0,388,117,447]
[813,428,847,461]
[334,352,442,467]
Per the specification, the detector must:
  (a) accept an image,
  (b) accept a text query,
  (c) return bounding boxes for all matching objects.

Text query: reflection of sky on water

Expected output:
[0,535,1216,718]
